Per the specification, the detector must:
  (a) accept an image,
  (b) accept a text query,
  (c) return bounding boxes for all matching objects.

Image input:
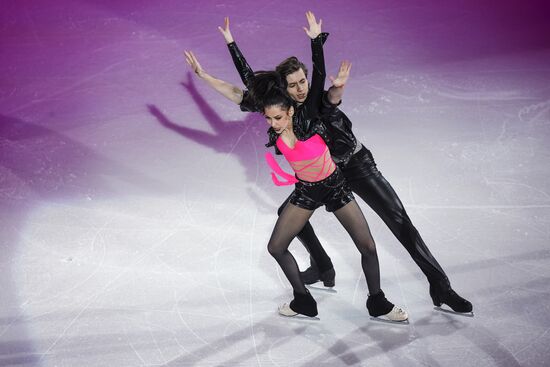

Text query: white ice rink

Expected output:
[1,1,550,366]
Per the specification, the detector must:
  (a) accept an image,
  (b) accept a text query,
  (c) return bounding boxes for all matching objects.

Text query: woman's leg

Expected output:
[277,194,334,273]
[332,200,380,294]
[332,200,408,320]
[268,202,318,317]
[268,203,315,294]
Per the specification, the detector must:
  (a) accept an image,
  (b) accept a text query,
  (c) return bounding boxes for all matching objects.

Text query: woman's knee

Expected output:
[267,241,287,258]
[357,240,377,257]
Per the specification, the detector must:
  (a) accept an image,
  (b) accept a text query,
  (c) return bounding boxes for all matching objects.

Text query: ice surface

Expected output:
[1,1,550,366]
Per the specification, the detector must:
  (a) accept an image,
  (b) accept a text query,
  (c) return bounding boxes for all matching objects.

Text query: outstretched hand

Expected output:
[184,50,205,78]
[303,11,322,39]
[218,17,234,44]
[329,60,352,88]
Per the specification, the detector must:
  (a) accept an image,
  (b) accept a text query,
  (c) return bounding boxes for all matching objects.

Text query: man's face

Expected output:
[285,68,309,104]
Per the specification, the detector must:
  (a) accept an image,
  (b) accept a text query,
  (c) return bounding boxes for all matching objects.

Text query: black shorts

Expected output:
[289,169,354,212]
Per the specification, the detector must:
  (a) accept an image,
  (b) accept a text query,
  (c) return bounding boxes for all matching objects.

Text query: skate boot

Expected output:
[279,289,318,317]
[430,279,473,314]
[300,260,335,287]
[366,290,408,322]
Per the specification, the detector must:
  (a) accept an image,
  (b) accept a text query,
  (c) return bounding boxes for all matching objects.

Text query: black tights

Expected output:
[268,200,381,295]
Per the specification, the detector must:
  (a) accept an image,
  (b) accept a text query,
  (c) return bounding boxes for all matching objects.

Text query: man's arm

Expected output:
[219,17,255,88]
[304,11,327,114]
[184,50,244,105]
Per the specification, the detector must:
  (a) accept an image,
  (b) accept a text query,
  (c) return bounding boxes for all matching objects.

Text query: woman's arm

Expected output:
[219,17,255,88]
[184,50,244,105]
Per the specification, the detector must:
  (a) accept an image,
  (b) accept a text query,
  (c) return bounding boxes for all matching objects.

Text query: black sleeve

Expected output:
[227,42,255,88]
[320,90,341,115]
[304,32,329,117]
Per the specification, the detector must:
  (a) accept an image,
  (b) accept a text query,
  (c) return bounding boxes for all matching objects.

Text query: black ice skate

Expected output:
[366,290,409,323]
[430,279,473,317]
[278,289,318,318]
[300,260,335,287]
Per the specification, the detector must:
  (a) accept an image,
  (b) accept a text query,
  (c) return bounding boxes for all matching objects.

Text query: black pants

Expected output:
[277,146,448,286]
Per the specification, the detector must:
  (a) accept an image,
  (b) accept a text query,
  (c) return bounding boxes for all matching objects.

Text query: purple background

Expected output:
[1,1,550,366]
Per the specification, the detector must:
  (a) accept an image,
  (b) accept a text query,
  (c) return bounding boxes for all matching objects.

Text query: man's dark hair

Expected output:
[275,57,308,86]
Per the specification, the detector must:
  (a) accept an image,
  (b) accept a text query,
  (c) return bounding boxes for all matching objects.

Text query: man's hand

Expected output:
[218,17,235,44]
[184,50,205,78]
[329,60,352,88]
[303,11,322,39]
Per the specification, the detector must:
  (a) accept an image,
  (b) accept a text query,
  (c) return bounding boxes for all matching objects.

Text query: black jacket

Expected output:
[227,34,359,165]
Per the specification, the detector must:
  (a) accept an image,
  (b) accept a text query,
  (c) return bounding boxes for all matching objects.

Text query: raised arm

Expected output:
[184,50,244,105]
[218,17,255,88]
[304,11,328,115]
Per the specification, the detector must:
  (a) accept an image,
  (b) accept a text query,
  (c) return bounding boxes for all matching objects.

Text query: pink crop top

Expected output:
[265,134,336,186]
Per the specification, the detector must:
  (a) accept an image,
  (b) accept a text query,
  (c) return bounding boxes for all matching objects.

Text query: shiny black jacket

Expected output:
[227,34,358,165]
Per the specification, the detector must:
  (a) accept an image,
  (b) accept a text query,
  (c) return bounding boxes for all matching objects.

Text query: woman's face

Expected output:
[264,105,294,134]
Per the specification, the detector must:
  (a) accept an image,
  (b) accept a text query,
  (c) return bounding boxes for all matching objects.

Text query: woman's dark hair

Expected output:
[275,57,308,87]
[249,71,294,112]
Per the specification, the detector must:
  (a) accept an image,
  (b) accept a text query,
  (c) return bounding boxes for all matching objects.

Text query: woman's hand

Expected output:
[184,50,205,78]
[303,11,322,39]
[218,17,234,44]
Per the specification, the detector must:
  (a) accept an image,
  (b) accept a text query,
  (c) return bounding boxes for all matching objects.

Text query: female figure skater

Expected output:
[218,15,473,314]
[250,70,406,320]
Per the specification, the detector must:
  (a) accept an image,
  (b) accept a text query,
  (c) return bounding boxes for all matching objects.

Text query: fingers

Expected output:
[339,60,352,74]
[194,54,202,70]
[218,17,229,34]
[184,50,200,71]
[184,50,194,63]
[305,10,320,27]
[306,10,315,26]
[184,50,192,65]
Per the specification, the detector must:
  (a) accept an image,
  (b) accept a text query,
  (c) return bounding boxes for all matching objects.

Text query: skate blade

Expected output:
[369,316,410,325]
[278,313,320,321]
[307,284,337,293]
[278,304,320,320]
[433,306,474,317]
